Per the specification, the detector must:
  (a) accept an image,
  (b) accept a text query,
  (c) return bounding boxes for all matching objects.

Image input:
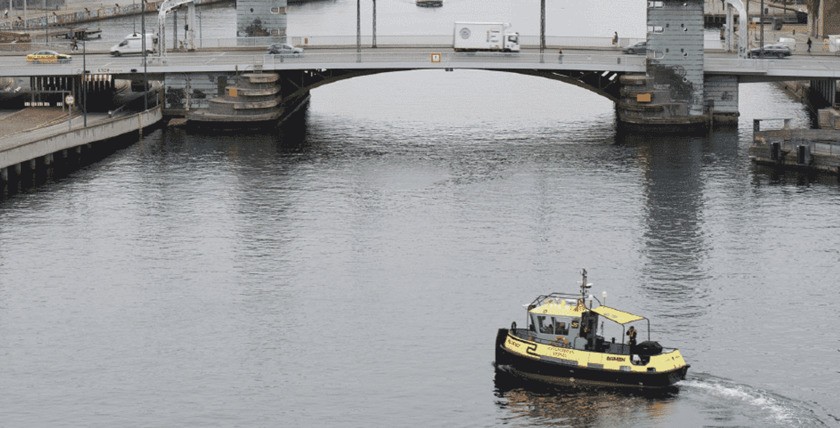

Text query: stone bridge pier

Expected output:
[616,0,739,132]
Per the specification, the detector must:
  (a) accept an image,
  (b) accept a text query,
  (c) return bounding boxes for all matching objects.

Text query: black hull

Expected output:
[494,329,688,390]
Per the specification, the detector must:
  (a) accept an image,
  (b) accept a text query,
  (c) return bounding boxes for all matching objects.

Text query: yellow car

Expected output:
[26,50,72,64]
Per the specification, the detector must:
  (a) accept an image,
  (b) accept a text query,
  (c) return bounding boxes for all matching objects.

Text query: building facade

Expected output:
[237,0,287,39]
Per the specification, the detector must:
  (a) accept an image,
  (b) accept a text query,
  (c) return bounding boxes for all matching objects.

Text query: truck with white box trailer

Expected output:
[453,22,520,52]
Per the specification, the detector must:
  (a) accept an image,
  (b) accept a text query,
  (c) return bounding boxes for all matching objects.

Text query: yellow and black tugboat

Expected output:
[495,270,690,389]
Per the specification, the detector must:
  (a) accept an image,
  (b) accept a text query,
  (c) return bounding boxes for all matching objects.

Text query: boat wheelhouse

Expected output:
[495,270,690,389]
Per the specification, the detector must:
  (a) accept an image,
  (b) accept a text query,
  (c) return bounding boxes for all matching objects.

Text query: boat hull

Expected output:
[495,329,689,390]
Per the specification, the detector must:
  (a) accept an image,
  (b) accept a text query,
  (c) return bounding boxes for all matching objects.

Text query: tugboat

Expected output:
[495,270,690,389]
[416,0,443,7]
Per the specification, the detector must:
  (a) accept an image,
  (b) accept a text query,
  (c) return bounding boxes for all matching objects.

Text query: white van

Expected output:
[777,37,796,53]
[110,33,157,56]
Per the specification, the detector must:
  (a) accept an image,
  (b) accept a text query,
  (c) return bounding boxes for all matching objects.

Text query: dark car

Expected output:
[267,43,303,55]
[623,41,647,55]
[748,44,791,58]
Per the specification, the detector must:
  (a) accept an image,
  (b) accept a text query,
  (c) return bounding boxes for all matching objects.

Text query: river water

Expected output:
[2,1,839,427]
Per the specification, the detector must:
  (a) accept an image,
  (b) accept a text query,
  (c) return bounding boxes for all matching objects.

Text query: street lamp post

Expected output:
[82,39,87,127]
[356,0,361,54]
[141,0,148,111]
[759,0,765,57]
[197,9,202,48]
[540,0,545,54]
[372,0,376,48]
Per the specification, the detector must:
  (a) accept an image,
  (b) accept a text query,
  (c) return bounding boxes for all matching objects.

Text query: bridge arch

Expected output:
[275,68,625,105]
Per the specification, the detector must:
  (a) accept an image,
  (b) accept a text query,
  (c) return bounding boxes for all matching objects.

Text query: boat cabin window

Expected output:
[536,315,553,334]
[533,315,571,336]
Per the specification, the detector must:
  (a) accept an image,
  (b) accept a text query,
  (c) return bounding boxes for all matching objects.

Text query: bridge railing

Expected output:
[258,50,646,68]
[286,35,645,49]
[1,34,649,54]
[0,49,648,76]
[132,51,647,67]
[1,34,738,57]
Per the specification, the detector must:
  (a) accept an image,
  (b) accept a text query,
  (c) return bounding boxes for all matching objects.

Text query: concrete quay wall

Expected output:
[750,128,840,176]
[0,106,162,198]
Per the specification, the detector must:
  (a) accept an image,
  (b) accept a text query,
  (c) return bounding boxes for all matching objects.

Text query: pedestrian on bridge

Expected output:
[612,31,619,46]
[807,37,812,53]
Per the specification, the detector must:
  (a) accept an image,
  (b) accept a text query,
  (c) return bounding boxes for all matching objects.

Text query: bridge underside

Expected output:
[157,67,631,126]
[2,66,748,132]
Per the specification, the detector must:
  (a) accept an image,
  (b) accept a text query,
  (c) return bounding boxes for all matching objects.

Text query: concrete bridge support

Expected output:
[704,75,740,126]
[617,0,710,132]
[24,74,116,108]
[810,78,836,107]
[187,72,288,127]
[0,166,10,198]
[164,70,311,128]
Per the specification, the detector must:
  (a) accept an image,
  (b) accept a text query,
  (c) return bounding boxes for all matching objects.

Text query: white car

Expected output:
[267,43,303,55]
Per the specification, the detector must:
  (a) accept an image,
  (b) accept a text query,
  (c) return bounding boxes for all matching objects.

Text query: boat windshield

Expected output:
[534,315,571,335]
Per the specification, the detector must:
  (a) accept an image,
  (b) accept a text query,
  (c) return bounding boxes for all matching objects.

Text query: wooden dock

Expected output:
[750,119,840,176]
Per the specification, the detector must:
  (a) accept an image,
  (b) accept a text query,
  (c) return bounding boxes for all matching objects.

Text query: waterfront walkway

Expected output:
[0,106,160,170]
[0,107,74,138]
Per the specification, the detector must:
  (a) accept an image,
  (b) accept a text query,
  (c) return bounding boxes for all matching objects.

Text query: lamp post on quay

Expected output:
[141,0,148,110]
[82,38,87,127]
[540,0,546,54]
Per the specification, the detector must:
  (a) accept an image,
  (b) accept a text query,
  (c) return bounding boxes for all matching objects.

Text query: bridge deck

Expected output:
[1,47,840,81]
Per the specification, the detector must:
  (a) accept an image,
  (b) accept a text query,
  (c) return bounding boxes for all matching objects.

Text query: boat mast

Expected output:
[580,268,591,304]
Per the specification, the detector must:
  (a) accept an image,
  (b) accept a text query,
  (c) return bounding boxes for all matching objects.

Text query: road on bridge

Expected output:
[0,47,839,80]
[0,47,644,76]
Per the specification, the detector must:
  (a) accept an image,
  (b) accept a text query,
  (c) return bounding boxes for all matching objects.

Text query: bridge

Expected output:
[2,44,839,128]
[1,0,838,131]
[4,46,840,80]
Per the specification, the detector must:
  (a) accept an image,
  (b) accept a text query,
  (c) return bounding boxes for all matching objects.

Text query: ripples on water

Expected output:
[3,3,840,426]
[494,372,827,428]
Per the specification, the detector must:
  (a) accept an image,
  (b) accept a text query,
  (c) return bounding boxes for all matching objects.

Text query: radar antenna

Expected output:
[579,268,592,300]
